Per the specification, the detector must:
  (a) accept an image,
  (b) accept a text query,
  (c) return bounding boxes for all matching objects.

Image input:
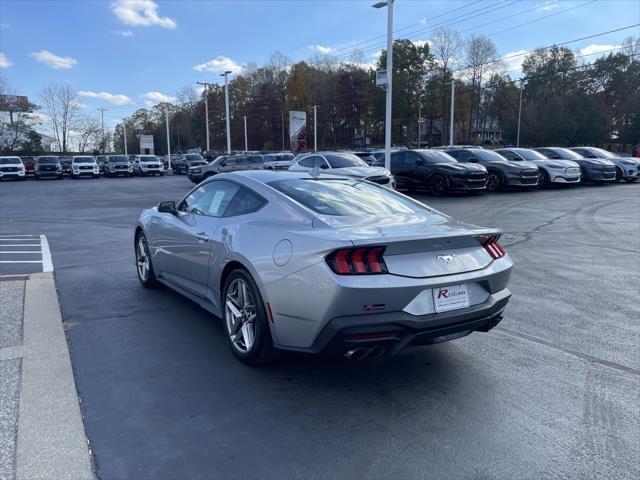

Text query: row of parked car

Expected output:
[184,146,639,195]
[0,154,169,180]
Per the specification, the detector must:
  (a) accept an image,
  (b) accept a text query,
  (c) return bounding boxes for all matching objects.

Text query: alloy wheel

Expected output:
[225,278,257,353]
[136,236,149,282]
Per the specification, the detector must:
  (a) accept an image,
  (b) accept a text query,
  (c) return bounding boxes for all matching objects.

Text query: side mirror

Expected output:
[320,163,329,169]
[415,158,425,166]
[158,201,176,214]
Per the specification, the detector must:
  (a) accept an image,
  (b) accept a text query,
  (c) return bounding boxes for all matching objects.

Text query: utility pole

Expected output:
[313,105,318,152]
[449,80,455,146]
[196,81,213,152]
[97,107,107,152]
[281,110,286,151]
[165,108,172,174]
[243,115,248,152]
[123,122,128,156]
[516,79,523,147]
[221,71,232,154]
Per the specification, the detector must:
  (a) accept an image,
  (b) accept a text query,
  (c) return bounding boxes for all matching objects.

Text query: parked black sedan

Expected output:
[444,148,539,192]
[372,149,487,195]
[533,147,616,184]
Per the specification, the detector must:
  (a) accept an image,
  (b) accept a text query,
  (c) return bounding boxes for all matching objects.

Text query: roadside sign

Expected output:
[0,95,29,112]
[139,134,154,154]
[376,70,387,87]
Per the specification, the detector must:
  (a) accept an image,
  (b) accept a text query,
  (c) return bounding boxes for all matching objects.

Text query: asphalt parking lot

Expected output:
[1,175,638,479]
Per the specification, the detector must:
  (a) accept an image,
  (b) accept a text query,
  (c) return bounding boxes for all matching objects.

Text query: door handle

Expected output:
[195,232,209,242]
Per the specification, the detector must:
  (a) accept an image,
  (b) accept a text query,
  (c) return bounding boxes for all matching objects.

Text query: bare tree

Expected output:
[38,82,80,153]
[464,34,498,142]
[75,116,102,153]
[430,27,462,143]
[622,36,640,57]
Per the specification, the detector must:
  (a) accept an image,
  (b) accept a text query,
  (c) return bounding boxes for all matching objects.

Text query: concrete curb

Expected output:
[15,272,94,480]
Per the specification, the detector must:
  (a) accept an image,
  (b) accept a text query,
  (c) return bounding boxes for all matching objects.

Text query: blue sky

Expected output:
[1,0,638,129]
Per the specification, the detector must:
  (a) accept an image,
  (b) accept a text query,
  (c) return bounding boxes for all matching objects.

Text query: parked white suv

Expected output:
[130,155,165,176]
[70,156,99,179]
[0,156,26,181]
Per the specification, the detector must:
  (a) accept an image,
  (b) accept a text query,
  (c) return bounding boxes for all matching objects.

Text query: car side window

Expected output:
[500,151,517,161]
[179,181,241,217]
[449,150,466,161]
[299,156,316,168]
[224,188,266,217]
[404,151,419,166]
[225,157,237,166]
[314,157,329,169]
[390,152,403,167]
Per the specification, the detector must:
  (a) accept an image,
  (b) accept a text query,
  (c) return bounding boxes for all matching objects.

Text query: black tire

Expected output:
[160,172,165,176]
[34,175,40,180]
[486,171,504,192]
[135,231,160,288]
[539,170,551,188]
[57,175,63,180]
[614,167,623,182]
[93,174,99,179]
[222,269,280,365]
[429,174,448,196]
[580,168,589,184]
[624,177,638,182]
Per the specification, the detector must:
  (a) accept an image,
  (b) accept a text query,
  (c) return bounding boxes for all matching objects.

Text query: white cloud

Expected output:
[193,56,244,75]
[141,91,177,106]
[0,23,10,29]
[110,0,177,28]
[418,18,427,25]
[308,44,334,55]
[500,49,529,73]
[112,30,134,37]
[0,52,12,68]
[30,50,77,69]
[25,112,50,123]
[538,1,560,11]
[79,91,132,105]
[579,44,622,57]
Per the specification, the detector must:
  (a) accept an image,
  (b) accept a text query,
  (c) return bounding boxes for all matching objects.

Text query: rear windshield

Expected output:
[73,157,95,163]
[0,158,22,164]
[324,153,367,168]
[269,178,426,216]
[37,157,59,164]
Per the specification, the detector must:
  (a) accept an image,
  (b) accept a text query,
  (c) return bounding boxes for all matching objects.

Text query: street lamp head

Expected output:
[372,0,390,8]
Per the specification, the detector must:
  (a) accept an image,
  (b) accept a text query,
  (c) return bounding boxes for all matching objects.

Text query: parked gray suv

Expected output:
[569,147,640,182]
[188,154,264,184]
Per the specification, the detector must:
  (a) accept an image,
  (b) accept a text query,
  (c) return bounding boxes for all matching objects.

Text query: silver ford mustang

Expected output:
[134,170,513,364]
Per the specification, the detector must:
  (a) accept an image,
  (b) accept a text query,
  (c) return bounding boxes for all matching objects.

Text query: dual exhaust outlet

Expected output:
[343,346,386,361]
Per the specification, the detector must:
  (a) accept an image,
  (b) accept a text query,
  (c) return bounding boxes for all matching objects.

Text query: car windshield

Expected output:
[324,153,368,168]
[0,158,22,164]
[587,148,618,159]
[552,148,582,160]
[141,156,159,162]
[73,157,94,163]
[37,157,58,164]
[185,154,204,161]
[108,156,128,162]
[417,150,457,163]
[474,150,508,161]
[269,178,426,216]
[513,149,548,161]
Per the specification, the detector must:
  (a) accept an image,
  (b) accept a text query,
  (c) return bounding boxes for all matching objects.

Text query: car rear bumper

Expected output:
[306,288,510,355]
[264,255,513,353]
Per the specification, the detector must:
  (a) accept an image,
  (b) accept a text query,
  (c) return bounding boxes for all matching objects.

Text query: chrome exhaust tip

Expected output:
[343,348,368,361]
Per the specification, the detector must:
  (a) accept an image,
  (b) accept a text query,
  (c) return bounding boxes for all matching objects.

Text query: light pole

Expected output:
[165,108,172,174]
[281,110,285,151]
[449,80,455,146]
[313,105,318,152]
[373,0,393,172]
[221,70,232,154]
[243,115,248,152]
[97,107,107,152]
[516,79,523,147]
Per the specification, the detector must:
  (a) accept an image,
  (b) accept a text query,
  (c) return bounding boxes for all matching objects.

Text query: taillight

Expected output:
[478,235,506,259]
[326,246,388,275]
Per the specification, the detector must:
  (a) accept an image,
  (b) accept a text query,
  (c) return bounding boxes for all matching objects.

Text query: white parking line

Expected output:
[40,235,53,272]
[0,234,54,273]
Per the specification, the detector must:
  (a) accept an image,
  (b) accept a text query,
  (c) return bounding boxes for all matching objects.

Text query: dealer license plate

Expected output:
[433,284,470,313]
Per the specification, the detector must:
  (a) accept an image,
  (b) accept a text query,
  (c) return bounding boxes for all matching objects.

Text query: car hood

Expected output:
[576,158,615,166]
[332,166,391,177]
[489,160,538,170]
[536,159,579,168]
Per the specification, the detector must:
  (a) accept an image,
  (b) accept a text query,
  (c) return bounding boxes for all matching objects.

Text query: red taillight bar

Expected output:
[326,246,388,275]
[478,235,506,259]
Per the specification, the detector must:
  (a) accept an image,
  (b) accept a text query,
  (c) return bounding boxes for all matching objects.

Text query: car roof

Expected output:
[219,169,352,183]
